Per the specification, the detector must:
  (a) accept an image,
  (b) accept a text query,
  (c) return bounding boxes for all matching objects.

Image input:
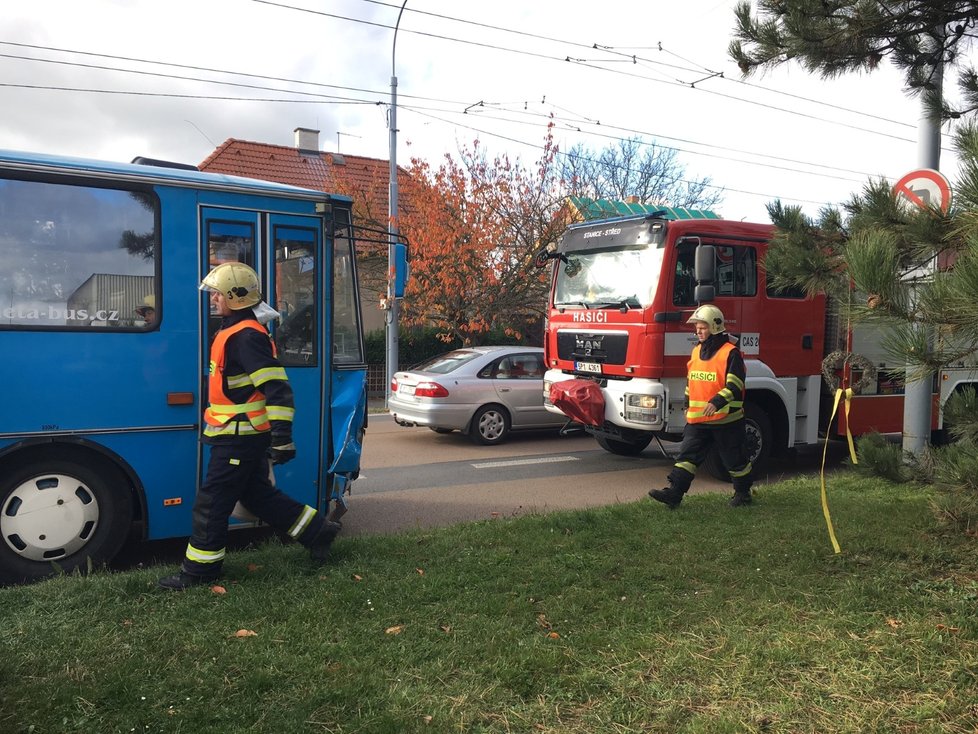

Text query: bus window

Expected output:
[274,225,318,366]
[205,218,255,343]
[0,178,158,330]
[332,208,364,365]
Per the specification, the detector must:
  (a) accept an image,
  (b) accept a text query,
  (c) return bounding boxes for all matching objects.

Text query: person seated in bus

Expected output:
[135,294,156,326]
[157,262,340,590]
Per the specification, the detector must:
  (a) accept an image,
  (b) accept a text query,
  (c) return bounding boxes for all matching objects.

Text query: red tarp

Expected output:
[549,379,605,426]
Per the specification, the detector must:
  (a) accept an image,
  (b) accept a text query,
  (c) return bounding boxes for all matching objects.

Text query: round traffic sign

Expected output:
[892,168,952,213]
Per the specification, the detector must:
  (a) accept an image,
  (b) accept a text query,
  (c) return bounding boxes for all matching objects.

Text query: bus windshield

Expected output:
[553,245,664,309]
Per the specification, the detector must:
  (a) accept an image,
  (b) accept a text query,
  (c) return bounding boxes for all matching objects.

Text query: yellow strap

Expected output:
[820,388,856,555]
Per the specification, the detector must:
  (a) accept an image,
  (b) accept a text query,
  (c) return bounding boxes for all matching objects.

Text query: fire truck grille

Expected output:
[556,331,628,365]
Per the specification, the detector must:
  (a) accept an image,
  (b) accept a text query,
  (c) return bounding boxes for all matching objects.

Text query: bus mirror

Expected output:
[694,244,715,284]
[394,243,409,298]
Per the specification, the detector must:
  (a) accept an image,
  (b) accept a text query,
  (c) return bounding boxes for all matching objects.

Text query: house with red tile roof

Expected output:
[199,128,418,335]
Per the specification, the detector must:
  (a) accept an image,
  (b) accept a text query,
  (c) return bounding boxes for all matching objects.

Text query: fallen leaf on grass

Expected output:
[536,613,552,630]
[416,568,425,576]
[885,618,903,629]
[547,631,560,639]
[246,563,261,573]
[211,585,227,595]
[235,629,258,638]
[385,625,404,635]
[352,574,363,582]
[422,715,433,724]
[439,624,452,634]
[936,624,960,633]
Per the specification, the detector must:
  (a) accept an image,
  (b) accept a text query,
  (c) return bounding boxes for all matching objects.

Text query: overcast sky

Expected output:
[0,0,962,222]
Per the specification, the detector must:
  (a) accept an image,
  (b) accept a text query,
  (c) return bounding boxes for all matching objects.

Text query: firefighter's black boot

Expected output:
[307,521,342,564]
[728,491,753,507]
[157,570,220,591]
[648,486,684,509]
[729,478,753,507]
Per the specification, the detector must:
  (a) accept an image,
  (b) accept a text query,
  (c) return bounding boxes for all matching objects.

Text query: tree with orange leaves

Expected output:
[398,127,565,345]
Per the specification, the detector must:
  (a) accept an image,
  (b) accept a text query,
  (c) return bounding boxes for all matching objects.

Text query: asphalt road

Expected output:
[336,412,849,537]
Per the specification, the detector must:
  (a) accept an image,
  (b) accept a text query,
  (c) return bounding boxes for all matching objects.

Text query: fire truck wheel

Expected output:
[469,404,511,445]
[0,456,134,585]
[596,435,653,456]
[703,405,772,482]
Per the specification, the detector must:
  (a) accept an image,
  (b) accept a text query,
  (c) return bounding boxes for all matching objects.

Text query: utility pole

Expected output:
[385,0,407,408]
[902,29,944,456]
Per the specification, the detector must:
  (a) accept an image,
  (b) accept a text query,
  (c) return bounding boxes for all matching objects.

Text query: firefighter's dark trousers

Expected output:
[181,440,323,577]
[666,419,753,496]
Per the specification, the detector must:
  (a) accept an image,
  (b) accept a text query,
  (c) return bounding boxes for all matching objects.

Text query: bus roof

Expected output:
[0,148,352,204]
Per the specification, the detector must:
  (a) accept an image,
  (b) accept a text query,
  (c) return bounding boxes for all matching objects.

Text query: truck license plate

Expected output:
[576,361,602,374]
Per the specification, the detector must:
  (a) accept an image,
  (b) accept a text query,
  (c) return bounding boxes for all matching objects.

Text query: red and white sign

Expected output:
[893,168,952,213]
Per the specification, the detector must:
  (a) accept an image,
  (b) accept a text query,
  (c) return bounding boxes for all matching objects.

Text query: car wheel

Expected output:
[0,456,134,584]
[470,404,511,445]
[429,427,454,434]
[703,404,773,481]
[596,435,653,456]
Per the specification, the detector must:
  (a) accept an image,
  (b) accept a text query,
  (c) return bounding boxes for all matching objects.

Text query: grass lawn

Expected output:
[1,473,976,733]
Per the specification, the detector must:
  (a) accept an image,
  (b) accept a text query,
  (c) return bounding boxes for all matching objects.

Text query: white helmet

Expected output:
[200,262,261,310]
[687,304,725,335]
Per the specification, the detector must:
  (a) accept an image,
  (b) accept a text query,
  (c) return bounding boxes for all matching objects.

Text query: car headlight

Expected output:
[624,393,659,424]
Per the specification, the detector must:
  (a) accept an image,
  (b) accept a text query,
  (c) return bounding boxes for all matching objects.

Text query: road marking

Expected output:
[471,456,580,469]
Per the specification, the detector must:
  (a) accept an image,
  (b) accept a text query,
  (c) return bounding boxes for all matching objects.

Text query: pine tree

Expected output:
[732,2,978,498]
[730,1,978,118]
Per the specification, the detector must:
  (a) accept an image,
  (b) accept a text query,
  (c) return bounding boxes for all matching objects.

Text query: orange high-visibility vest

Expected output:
[203,320,272,436]
[686,341,743,425]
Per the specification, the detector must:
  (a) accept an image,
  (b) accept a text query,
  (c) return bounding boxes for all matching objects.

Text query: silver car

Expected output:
[388,346,569,444]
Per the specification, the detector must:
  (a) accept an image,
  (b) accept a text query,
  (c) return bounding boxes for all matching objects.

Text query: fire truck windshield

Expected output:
[554,245,663,309]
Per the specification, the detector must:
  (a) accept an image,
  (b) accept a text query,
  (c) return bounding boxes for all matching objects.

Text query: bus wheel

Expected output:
[596,435,653,456]
[0,458,134,584]
[704,405,773,482]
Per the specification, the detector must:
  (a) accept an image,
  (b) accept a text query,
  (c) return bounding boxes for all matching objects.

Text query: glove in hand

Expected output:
[268,442,296,465]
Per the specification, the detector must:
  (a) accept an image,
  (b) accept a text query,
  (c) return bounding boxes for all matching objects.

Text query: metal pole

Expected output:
[385,1,407,408]
[902,31,943,455]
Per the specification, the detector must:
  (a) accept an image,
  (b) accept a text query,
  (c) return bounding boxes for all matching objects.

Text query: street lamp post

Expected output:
[385,0,407,408]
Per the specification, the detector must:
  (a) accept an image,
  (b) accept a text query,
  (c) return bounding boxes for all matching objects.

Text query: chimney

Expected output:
[625,195,641,204]
[294,127,320,153]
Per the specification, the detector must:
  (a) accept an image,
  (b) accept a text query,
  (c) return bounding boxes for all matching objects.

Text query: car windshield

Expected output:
[410,350,484,374]
[553,245,664,308]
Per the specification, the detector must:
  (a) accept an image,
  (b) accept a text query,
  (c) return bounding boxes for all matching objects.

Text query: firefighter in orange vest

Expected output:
[649,304,754,509]
[158,262,340,590]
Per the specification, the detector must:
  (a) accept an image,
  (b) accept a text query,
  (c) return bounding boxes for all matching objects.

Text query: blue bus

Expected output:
[0,149,368,584]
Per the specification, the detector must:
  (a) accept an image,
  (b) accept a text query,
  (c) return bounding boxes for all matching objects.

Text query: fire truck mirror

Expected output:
[694,284,716,304]
[694,242,715,284]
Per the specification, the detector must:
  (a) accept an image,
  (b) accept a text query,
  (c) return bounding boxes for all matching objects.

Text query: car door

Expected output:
[491,352,550,427]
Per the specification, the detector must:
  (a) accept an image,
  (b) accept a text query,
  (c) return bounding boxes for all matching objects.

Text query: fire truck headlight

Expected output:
[624,393,660,424]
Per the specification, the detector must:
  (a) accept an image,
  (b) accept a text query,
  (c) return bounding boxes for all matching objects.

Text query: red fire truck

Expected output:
[536,210,971,476]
